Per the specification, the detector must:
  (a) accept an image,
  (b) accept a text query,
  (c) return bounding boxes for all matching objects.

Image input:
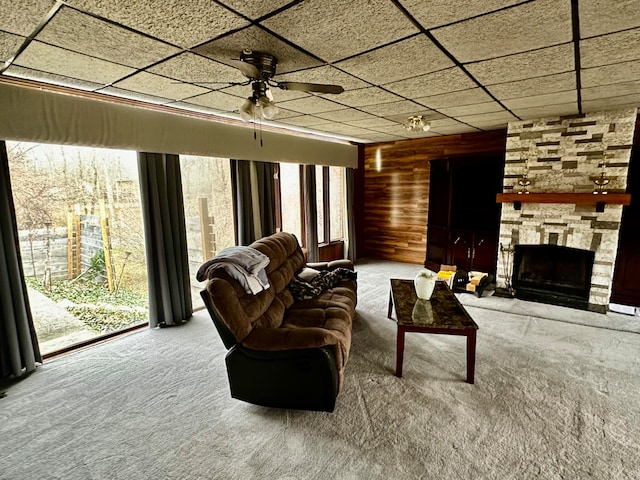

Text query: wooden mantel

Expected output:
[496,192,632,212]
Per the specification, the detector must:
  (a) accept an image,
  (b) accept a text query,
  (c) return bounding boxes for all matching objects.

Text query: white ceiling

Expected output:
[1,0,639,144]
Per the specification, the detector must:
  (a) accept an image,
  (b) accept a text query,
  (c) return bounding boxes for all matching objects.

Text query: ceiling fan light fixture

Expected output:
[261,102,278,120]
[239,97,256,122]
[404,115,430,132]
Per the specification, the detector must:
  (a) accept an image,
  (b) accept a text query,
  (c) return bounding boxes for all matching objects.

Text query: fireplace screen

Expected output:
[512,244,595,309]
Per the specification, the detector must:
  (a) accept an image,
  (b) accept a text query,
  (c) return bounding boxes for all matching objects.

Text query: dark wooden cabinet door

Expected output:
[425,159,451,271]
[425,155,503,276]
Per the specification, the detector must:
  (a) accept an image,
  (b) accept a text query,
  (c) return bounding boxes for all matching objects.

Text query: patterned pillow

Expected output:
[288,268,357,301]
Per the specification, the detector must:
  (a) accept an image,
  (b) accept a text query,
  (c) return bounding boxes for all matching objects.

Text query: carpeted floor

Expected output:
[1,260,639,480]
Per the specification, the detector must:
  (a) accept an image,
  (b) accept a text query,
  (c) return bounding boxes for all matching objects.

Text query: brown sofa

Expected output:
[199,232,357,412]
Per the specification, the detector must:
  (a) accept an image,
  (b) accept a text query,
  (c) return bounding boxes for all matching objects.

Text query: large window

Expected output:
[7,142,148,355]
[179,155,235,308]
[278,163,346,252]
[279,162,303,243]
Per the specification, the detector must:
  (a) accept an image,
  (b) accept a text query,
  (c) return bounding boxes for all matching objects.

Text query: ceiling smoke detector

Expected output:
[404,115,430,132]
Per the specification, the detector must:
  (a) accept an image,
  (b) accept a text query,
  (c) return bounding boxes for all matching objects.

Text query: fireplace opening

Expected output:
[512,244,596,310]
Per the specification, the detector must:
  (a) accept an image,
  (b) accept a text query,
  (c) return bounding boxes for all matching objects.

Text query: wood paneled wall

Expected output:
[362,130,507,264]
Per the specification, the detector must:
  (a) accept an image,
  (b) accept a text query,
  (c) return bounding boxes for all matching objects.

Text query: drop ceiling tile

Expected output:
[66,0,249,48]
[276,95,344,114]
[582,59,640,88]
[398,0,527,30]
[193,25,321,74]
[14,41,135,84]
[510,102,579,119]
[399,129,440,139]
[455,111,518,124]
[433,0,572,63]
[579,0,640,38]
[582,80,640,100]
[182,90,246,112]
[357,100,425,116]
[430,118,469,128]
[169,101,226,116]
[384,67,476,98]
[503,90,577,109]
[414,88,493,109]
[329,87,403,108]
[314,109,378,123]
[472,123,509,131]
[97,86,171,105]
[261,0,419,63]
[580,28,640,68]
[148,52,244,85]
[268,108,301,120]
[0,0,55,36]
[369,124,411,136]
[582,94,640,111]
[276,115,332,127]
[2,65,105,91]
[114,72,210,101]
[278,66,369,91]
[334,35,454,84]
[431,124,480,135]
[466,43,574,85]
[438,101,505,117]
[313,124,376,137]
[362,132,401,143]
[36,7,180,68]
[218,0,292,20]
[486,72,576,100]
[345,117,400,128]
[0,31,23,63]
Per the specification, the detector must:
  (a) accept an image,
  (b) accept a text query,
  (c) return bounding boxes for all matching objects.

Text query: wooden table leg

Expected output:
[395,326,405,377]
[466,329,476,384]
[387,290,394,319]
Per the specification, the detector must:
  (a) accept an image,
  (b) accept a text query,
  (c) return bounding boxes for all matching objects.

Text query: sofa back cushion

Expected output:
[205,232,305,344]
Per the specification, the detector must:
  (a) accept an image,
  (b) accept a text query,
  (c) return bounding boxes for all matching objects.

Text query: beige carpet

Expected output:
[1,260,639,479]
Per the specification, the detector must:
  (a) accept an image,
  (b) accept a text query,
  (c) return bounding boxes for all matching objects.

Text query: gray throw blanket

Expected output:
[197,246,270,295]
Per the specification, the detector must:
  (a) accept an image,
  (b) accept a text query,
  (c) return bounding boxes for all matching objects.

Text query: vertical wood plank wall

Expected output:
[362,130,507,264]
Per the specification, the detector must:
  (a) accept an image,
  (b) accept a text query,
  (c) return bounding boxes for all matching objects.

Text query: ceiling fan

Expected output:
[208,50,345,121]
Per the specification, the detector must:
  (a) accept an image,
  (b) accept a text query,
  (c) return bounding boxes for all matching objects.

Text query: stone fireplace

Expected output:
[496,108,637,312]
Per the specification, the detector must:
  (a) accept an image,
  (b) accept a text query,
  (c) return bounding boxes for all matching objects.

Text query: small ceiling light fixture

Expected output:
[239,80,278,122]
[403,115,430,132]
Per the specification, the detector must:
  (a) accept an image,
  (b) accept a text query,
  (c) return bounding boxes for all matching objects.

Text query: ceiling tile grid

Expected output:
[0,1,639,144]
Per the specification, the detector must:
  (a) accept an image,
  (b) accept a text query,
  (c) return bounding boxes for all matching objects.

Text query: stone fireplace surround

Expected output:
[496,108,637,312]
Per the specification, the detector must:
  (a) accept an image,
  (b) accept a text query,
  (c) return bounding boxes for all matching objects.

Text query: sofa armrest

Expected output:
[306,259,354,271]
[242,326,339,351]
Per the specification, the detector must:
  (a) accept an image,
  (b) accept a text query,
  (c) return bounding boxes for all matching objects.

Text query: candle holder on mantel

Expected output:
[593,162,610,195]
[517,161,532,194]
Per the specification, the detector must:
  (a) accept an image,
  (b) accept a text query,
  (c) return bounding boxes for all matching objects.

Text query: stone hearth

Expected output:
[496,108,637,311]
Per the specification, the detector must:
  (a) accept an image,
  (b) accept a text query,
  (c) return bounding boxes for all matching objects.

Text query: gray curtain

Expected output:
[303,165,319,262]
[231,159,275,246]
[345,167,357,261]
[1,141,41,379]
[138,152,192,328]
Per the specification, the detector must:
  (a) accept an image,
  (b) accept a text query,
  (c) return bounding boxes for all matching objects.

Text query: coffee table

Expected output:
[388,279,478,383]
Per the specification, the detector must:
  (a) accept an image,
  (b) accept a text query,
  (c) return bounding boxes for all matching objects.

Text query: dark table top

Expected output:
[390,279,478,330]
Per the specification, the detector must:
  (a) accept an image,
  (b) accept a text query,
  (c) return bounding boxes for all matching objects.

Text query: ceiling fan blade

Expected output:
[229,59,261,79]
[277,82,344,94]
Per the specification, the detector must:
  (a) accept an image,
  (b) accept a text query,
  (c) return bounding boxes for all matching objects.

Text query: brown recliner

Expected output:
[200,232,357,412]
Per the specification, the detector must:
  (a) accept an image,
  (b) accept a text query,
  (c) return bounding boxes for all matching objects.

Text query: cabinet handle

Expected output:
[467,247,471,258]
[472,247,476,259]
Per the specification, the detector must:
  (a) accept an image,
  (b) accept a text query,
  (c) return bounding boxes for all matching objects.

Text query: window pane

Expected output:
[279,163,302,244]
[7,142,148,355]
[179,155,235,309]
[330,166,345,241]
[316,165,325,244]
